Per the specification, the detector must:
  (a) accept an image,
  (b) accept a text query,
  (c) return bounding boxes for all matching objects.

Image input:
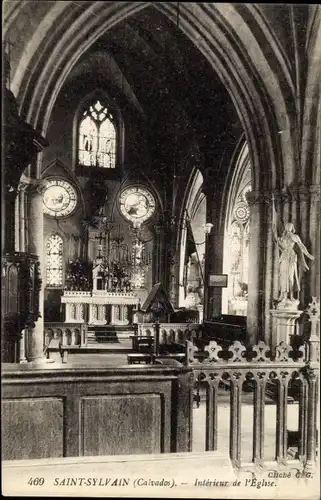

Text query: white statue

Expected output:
[273,220,314,302]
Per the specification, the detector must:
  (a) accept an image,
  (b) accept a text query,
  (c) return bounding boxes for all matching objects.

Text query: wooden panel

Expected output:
[81,394,162,456]
[1,398,63,460]
[2,364,192,460]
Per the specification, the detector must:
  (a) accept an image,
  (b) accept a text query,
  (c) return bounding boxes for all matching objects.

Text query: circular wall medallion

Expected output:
[43,179,78,217]
[234,201,250,223]
[119,186,156,224]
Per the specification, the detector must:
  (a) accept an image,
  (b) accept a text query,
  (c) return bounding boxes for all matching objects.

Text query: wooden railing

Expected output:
[44,322,88,347]
[185,327,319,472]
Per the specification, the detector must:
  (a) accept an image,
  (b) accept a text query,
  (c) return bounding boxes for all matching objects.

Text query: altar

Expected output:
[61,290,140,326]
[60,214,151,329]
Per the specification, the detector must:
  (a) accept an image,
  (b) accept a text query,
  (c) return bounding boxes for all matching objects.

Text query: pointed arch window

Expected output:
[46,234,64,287]
[79,100,116,169]
[222,142,252,316]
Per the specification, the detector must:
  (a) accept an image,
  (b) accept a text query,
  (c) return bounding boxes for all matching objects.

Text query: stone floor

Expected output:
[193,398,299,463]
[59,352,130,368]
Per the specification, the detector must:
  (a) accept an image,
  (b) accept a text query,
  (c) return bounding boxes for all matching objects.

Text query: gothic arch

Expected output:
[222,140,251,232]
[5,2,299,192]
[177,167,205,307]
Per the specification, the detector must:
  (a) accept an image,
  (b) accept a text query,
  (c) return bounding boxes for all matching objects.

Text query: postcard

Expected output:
[2,2,320,499]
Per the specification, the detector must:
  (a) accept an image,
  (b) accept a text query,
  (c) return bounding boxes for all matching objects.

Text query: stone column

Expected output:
[309,186,320,300]
[4,188,17,254]
[14,195,20,252]
[204,191,218,320]
[18,185,27,252]
[246,191,264,344]
[18,183,29,361]
[19,330,28,363]
[26,179,47,362]
[154,222,164,284]
[263,193,274,345]
[110,304,116,324]
[295,186,310,305]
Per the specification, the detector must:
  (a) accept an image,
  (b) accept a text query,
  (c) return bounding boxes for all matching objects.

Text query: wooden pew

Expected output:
[131,335,154,353]
[203,314,247,347]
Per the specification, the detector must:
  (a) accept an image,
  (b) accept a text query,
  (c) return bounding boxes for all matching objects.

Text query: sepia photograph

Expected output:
[2,2,320,498]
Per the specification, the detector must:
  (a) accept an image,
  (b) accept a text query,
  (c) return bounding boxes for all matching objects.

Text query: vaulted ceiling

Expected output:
[4,2,321,191]
[61,5,241,181]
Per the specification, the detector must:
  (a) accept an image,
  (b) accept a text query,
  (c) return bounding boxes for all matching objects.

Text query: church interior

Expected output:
[2,2,320,492]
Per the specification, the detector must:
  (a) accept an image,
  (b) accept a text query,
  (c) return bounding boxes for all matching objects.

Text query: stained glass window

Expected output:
[43,179,77,218]
[79,100,116,168]
[129,239,150,289]
[46,234,63,287]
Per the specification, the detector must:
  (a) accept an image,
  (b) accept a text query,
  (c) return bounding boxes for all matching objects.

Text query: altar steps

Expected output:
[87,328,135,344]
[83,325,136,353]
[54,339,133,354]
[80,342,133,353]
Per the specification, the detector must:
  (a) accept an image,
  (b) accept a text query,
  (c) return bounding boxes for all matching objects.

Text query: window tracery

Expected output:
[79,100,116,169]
[46,234,64,287]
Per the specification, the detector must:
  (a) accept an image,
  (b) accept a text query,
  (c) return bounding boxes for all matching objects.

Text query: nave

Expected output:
[2,3,320,498]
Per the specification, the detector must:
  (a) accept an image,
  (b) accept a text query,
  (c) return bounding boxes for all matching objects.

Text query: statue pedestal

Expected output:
[270,299,302,350]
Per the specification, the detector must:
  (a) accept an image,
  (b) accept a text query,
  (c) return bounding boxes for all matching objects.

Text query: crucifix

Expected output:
[94,232,107,258]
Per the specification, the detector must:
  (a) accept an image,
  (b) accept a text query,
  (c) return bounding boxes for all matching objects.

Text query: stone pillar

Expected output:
[18,181,30,359]
[19,330,28,363]
[204,191,219,320]
[26,179,46,362]
[246,191,264,344]
[303,298,320,474]
[4,189,17,254]
[110,304,116,324]
[296,186,310,305]
[14,195,19,252]
[18,186,27,251]
[309,186,320,300]
[123,305,129,325]
[263,194,274,345]
[154,222,164,284]
[203,229,211,320]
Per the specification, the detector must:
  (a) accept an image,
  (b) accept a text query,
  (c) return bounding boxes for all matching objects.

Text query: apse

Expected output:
[39,4,241,321]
